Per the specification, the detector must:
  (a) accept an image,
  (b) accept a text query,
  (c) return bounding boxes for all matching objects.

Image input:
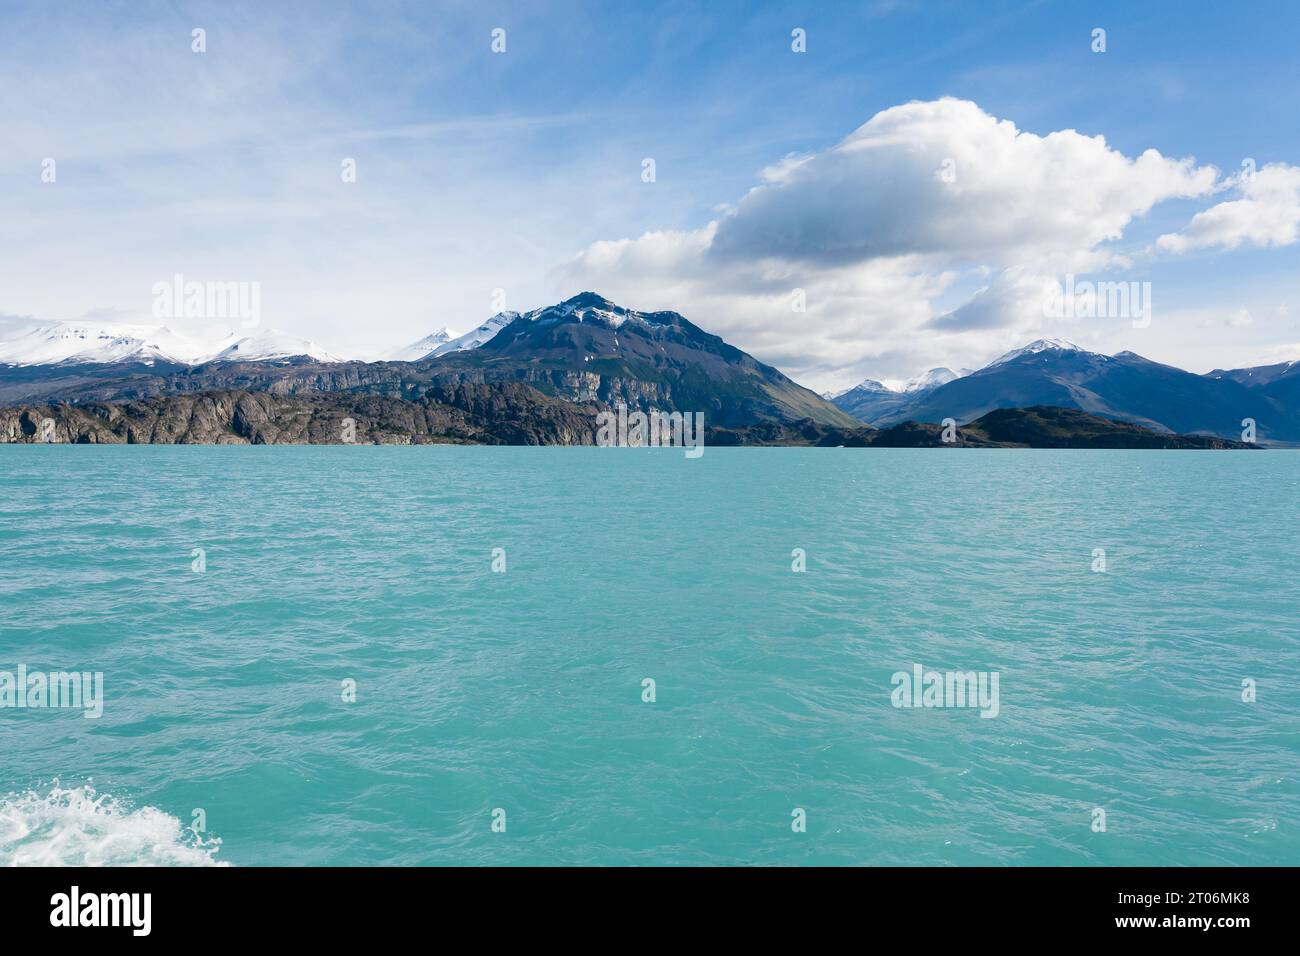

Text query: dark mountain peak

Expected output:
[428,294,858,429]
[557,291,616,311]
[528,293,636,330]
[535,293,688,332]
[1111,350,1191,374]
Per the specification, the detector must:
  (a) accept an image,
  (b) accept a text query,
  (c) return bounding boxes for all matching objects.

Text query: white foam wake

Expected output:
[0,782,229,866]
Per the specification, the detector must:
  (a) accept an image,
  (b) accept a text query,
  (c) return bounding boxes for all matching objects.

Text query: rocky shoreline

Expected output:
[0,389,1259,449]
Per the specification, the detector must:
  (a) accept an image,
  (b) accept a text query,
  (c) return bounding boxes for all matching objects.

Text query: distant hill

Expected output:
[1205,360,1300,429]
[958,406,1256,449]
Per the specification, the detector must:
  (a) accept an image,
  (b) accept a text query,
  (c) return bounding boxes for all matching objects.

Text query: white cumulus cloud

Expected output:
[1157,163,1300,254]
[559,98,1220,388]
[708,97,1215,269]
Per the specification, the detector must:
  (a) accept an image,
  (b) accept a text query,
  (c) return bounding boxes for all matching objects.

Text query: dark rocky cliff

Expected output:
[0,383,601,445]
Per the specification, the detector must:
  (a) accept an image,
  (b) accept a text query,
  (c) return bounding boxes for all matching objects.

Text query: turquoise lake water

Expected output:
[0,446,1296,866]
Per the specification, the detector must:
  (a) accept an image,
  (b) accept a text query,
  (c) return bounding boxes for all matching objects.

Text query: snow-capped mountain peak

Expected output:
[986,338,1083,368]
[0,321,223,367]
[833,367,972,400]
[385,328,460,362]
[0,320,347,366]
[208,330,342,364]
[832,378,894,399]
[901,367,961,393]
[429,312,520,356]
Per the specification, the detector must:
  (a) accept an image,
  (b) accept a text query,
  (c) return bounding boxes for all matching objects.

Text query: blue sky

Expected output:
[3,0,1299,389]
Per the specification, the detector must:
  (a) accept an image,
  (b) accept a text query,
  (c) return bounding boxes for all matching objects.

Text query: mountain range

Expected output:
[1,294,1295,444]
[0,321,345,366]
[827,338,1300,442]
